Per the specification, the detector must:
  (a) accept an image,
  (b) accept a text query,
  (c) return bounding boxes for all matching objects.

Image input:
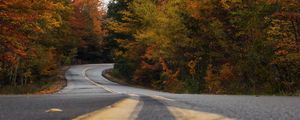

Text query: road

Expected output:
[0,64,299,120]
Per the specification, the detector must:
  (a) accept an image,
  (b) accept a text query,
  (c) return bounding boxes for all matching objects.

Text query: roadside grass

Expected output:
[0,67,68,95]
[296,90,300,96]
[0,84,44,94]
[103,69,300,96]
[103,69,186,94]
[102,69,155,90]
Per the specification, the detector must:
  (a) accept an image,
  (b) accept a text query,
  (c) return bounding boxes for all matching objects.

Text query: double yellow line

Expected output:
[77,67,233,120]
[73,96,232,120]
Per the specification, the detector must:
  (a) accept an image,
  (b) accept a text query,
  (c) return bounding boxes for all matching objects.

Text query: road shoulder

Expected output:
[0,66,68,95]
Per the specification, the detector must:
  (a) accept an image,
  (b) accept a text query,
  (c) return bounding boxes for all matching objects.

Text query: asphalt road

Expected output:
[0,64,299,120]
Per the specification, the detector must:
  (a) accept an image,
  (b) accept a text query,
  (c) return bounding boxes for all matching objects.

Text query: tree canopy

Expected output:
[108,0,299,94]
[0,0,107,87]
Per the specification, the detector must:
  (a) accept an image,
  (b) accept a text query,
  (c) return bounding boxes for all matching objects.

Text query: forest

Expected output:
[107,0,299,94]
[0,0,299,95]
[0,0,108,92]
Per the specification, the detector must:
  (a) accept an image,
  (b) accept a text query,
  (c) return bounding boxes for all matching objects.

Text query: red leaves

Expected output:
[14,49,26,58]
[1,48,26,64]
[2,52,17,64]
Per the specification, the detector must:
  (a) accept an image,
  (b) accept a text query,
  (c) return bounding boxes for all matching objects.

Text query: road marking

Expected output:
[167,106,233,120]
[151,95,176,101]
[130,99,143,120]
[150,96,233,120]
[82,67,118,93]
[81,67,232,120]
[46,108,63,113]
[73,98,140,120]
[128,94,139,97]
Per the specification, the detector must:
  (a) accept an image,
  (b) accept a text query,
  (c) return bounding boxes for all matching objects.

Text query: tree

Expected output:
[0,0,78,87]
[108,0,299,94]
[72,0,108,63]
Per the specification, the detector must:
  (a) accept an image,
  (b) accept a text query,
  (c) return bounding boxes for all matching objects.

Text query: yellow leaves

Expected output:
[267,17,299,64]
[0,0,67,36]
[40,11,63,30]
[108,21,132,34]
[52,2,66,11]
[135,30,156,44]
[80,0,106,36]
[109,0,300,94]
[114,50,124,58]
[0,0,79,87]
[220,0,231,10]
[187,60,197,75]
[120,11,136,22]
[220,0,241,10]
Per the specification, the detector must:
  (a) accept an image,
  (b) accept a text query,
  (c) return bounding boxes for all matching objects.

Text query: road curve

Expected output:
[0,64,299,120]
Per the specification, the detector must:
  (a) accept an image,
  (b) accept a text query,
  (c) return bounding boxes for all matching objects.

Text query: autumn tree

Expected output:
[108,0,299,94]
[72,0,108,63]
[0,0,74,86]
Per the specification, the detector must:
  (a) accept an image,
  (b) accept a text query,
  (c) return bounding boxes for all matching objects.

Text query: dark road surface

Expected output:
[0,64,299,120]
[0,94,125,120]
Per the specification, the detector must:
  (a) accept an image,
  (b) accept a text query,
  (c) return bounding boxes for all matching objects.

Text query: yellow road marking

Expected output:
[128,94,139,97]
[80,67,232,120]
[73,98,140,120]
[151,95,176,101]
[46,108,63,112]
[82,68,117,93]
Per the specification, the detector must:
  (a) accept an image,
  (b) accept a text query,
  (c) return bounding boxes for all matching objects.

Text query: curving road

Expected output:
[0,64,299,120]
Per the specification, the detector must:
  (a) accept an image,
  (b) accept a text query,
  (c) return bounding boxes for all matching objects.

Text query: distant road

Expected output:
[0,64,299,120]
